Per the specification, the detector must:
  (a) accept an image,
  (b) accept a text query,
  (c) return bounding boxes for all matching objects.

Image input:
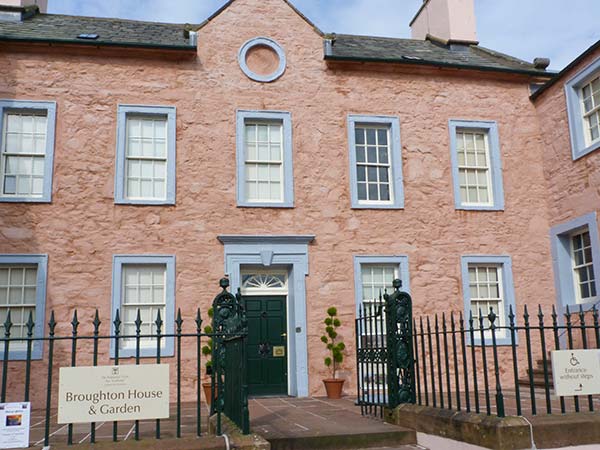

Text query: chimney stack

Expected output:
[0,0,47,13]
[410,0,478,44]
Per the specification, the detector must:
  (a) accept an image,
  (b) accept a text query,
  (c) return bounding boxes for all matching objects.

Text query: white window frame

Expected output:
[347,115,404,209]
[0,255,48,360]
[455,129,495,207]
[114,105,176,205]
[461,256,516,346]
[236,110,293,208]
[570,229,597,304]
[449,120,504,211]
[353,256,410,315]
[0,100,56,203]
[110,255,175,358]
[565,57,600,160]
[580,76,600,148]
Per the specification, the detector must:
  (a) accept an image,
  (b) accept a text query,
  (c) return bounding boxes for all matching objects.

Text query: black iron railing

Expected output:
[356,281,600,419]
[413,304,600,417]
[0,280,249,446]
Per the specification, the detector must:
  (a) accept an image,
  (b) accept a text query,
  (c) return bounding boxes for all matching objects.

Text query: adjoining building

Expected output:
[0,0,597,399]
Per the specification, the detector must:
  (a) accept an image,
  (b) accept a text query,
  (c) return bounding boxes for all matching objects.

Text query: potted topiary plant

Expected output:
[321,307,346,399]
[201,308,214,406]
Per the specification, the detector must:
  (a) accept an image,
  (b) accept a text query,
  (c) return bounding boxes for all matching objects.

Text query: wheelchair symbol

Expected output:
[570,353,581,367]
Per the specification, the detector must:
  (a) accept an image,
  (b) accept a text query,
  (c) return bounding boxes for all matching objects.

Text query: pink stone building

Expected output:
[0,0,597,399]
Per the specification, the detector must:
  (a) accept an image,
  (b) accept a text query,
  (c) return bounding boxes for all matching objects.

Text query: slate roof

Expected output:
[0,8,553,77]
[0,12,197,50]
[325,34,552,76]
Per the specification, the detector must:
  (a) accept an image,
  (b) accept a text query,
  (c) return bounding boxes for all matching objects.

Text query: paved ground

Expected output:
[28,396,417,449]
[249,396,417,449]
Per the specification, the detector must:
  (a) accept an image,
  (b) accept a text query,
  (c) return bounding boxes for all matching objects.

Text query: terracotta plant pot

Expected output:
[323,378,345,399]
[202,381,214,406]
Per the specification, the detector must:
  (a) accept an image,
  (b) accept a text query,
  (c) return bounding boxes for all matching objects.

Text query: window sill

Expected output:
[467,337,516,347]
[455,205,504,212]
[0,349,43,361]
[573,140,600,161]
[115,199,175,206]
[0,197,51,203]
[111,348,174,359]
[351,204,404,210]
[237,202,294,208]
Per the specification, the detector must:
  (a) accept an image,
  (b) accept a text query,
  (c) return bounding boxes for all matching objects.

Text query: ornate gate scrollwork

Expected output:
[212,277,247,335]
[384,279,416,407]
[210,277,249,434]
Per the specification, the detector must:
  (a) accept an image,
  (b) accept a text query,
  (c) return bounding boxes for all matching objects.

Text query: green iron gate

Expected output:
[211,278,250,435]
[355,279,415,417]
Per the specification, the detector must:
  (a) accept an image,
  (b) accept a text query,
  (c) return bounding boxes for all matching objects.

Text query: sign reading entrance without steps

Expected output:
[551,350,600,397]
[58,364,170,424]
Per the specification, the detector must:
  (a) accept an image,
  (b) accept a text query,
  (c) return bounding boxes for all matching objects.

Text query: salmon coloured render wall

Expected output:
[533,44,600,315]
[0,0,560,400]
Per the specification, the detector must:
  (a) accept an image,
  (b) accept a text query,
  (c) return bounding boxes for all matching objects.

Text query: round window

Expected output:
[238,37,286,83]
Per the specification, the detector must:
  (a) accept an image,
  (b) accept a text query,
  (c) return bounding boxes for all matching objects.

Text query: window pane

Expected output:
[368,183,378,200]
[366,129,376,145]
[357,183,367,200]
[367,166,377,182]
[379,167,389,183]
[367,146,377,163]
[380,183,390,201]
[355,128,365,145]
[3,176,16,195]
[356,146,365,163]
[357,166,366,182]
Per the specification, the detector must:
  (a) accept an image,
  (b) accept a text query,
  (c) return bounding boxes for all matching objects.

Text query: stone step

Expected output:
[266,428,417,450]
[528,367,553,377]
[518,377,550,388]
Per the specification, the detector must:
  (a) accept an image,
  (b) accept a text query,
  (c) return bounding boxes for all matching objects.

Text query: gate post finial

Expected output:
[220,277,230,290]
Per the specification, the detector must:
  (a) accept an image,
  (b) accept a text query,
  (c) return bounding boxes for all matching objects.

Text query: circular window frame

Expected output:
[238,37,287,83]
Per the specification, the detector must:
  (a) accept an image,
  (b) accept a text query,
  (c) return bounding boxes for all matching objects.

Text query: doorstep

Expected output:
[250,396,417,450]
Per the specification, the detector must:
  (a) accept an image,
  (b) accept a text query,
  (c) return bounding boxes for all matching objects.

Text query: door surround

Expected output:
[218,235,314,397]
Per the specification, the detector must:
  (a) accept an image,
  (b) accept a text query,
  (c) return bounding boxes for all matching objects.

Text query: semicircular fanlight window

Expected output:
[241,273,287,290]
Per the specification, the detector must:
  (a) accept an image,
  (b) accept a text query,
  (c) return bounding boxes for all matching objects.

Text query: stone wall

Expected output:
[0,0,556,399]
[533,47,600,228]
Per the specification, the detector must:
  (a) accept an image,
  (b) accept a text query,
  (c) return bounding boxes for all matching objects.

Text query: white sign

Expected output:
[551,350,600,397]
[0,402,30,449]
[58,364,170,424]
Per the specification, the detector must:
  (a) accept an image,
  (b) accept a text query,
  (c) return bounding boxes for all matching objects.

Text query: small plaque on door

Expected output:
[273,346,285,357]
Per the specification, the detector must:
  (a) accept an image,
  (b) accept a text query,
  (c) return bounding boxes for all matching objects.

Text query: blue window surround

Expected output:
[460,255,516,346]
[0,100,57,203]
[110,255,176,358]
[238,37,287,83]
[353,255,410,314]
[114,105,176,205]
[448,120,505,211]
[218,234,314,397]
[0,255,48,360]
[565,57,600,160]
[550,212,600,312]
[236,110,294,208]
[347,115,404,209]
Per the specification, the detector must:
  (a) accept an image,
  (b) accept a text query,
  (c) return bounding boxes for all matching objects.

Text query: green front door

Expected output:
[246,296,288,396]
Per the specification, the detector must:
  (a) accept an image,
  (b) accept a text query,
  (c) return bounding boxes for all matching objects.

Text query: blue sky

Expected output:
[47,0,599,71]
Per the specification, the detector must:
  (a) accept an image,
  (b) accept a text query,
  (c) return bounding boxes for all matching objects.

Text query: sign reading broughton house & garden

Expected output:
[58,365,170,424]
